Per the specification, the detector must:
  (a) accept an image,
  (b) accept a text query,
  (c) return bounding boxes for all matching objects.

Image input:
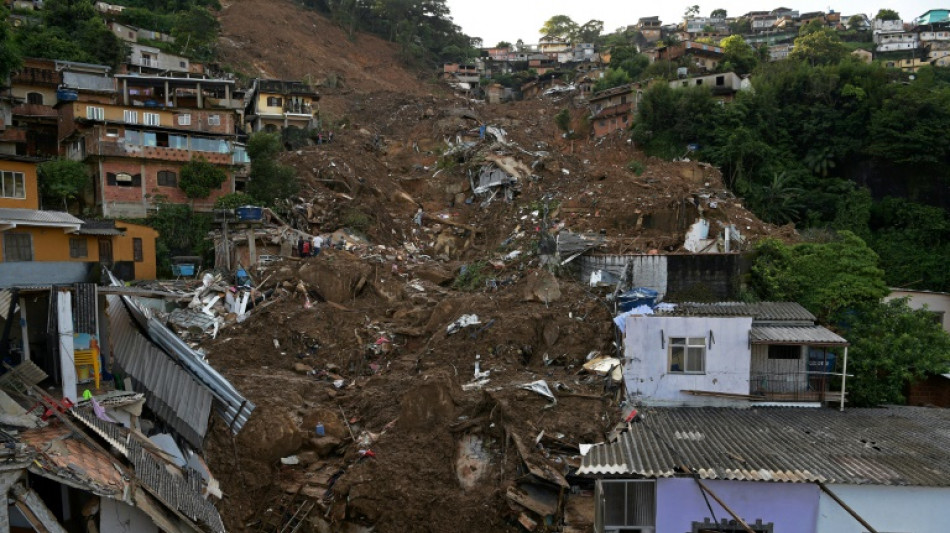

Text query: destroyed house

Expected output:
[245,78,320,133]
[588,83,642,138]
[60,75,243,217]
[655,41,725,72]
[0,273,254,532]
[670,71,745,102]
[579,406,950,533]
[621,302,849,407]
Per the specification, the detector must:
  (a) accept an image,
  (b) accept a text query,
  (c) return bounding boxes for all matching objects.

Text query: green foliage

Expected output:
[171,6,219,60]
[790,27,847,65]
[846,14,866,29]
[116,8,175,33]
[749,232,888,322]
[729,18,752,34]
[868,197,950,291]
[608,46,649,80]
[453,261,489,291]
[539,15,577,39]
[214,192,258,209]
[845,299,950,406]
[341,209,373,233]
[632,83,720,159]
[246,132,298,205]
[592,67,631,92]
[0,8,22,79]
[12,0,128,68]
[38,159,89,209]
[626,160,646,176]
[553,108,571,133]
[138,202,213,275]
[720,34,758,75]
[874,9,900,21]
[711,8,727,17]
[496,41,511,48]
[179,157,227,200]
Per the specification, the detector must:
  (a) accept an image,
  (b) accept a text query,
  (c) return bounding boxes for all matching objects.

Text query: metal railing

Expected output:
[749,371,843,403]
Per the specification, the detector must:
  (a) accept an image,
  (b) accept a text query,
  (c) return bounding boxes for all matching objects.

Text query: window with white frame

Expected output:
[86,106,105,120]
[669,337,706,373]
[1,171,26,199]
[124,110,139,124]
[207,114,221,126]
[599,480,656,532]
[177,114,192,126]
[144,112,160,126]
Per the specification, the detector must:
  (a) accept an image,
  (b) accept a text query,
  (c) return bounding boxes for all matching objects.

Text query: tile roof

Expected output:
[579,406,950,486]
[750,325,848,346]
[655,302,816,322]
[0,208,83,228]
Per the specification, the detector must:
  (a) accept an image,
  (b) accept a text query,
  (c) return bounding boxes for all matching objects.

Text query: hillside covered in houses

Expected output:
[0,1,948,533]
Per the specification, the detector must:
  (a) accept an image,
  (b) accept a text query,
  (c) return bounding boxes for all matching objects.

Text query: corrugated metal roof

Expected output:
[72,407,225,533]
[105,270,254,436]
[579,407,950,486]
[105,293,213,448]
[656,302,816,322]
[0,208,83,227]
[0,289,13,319]
[750,326,848,346]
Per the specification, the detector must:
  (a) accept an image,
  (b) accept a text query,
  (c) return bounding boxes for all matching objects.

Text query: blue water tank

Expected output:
[235,205,263,221]
[57,89,78,102]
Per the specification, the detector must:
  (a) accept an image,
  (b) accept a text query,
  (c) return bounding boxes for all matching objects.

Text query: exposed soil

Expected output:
[201,5,798,532]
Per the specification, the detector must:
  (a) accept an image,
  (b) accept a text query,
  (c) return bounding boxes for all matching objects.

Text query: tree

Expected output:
[684,5,700,17]
[575,19,604,43]
[592,67,632,92]
[539,15,577,40]
[844,299,950,406]
[496,41,512,48]
[246,132,298,205]
[554,108,571,133]
[846,14,867,29]
[38,159,88,210]
[711,8,727,17]
[729,17,752,34]
[749,232,889,322]
[720,34,758,74]
[609,45,649,79]
[0,8,22,80]
[172,6,219,59]
[789,27,847,65]
[874,9,900,21]
[179,157,227,201]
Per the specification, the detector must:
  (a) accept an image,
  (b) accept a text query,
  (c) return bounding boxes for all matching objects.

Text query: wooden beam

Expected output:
[694,479,756,533]
[818,482,878,533]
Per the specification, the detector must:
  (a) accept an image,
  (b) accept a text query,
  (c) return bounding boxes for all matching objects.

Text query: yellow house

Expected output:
[0,154,158,286]
[246,79,320,133]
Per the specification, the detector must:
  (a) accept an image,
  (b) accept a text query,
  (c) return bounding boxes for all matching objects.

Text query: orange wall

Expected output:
[1,227,99,262]
[0,159,40,210]
[114,221,158,280]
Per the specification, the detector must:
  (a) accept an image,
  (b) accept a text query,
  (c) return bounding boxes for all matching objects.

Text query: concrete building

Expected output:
[244,78,320,133]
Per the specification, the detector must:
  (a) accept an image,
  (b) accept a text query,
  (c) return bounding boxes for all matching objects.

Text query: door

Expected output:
[98,239,113,265]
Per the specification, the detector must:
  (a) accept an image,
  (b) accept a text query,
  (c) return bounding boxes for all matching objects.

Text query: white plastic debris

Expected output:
[519,380,557,403]
[280,455,300,465]
[447,314,481,335]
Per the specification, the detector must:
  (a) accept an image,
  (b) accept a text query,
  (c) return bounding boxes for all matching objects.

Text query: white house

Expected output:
[622,302,849,407]
[579,406,950,533]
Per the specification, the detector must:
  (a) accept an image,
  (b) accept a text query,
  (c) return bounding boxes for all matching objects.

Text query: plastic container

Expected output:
[617,287,660,313]
[315,423,325,436]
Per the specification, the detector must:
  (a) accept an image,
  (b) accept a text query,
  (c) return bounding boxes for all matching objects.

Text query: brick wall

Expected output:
[906,375,950,407]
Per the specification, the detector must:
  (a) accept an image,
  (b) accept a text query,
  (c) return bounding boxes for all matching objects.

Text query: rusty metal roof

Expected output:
[655,302,816,322]
[579,407,950,486]
[750,325,848,346]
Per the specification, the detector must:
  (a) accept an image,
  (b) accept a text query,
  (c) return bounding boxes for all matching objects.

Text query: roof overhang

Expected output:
[0,220,82,232]
[750,325,849,346]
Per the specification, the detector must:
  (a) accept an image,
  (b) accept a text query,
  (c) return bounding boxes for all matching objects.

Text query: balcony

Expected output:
[749,371,843,403]
[283,102,314,115]
[89,140,233,165]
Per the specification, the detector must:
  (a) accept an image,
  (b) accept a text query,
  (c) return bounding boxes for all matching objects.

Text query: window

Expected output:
[124,110,139,124]
[26,92,43,105]
[106,128,119,138]
[1,171,26,199]
[768,345,801,360]
[600,480,656,531]
[178,114,192,126]
[144,113,160,126]
[716,75,725,86]
[133,238,143,262]
[669,337,706,373]
[106,172,141,187]
[3,233,33,262]
[125,130,141,146]
[266,96,283,107]
[207,114,221,126]
[69,237,88,258]
[86,106,105,120]
[157,170,177,187]
[695,79,703,85]
[179,61,187,68]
